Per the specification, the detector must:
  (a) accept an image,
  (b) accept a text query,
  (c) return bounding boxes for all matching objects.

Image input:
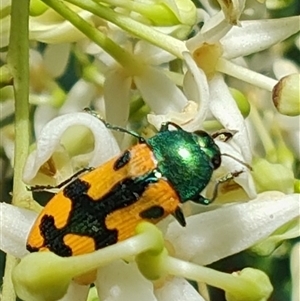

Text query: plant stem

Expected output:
[65,0,187,58]
[217,58,278,91]
[164,256,251,295]
[249,105,277,160]
[2,256,20,301]
[2,0,31,300]
[7,2,31,206]
[42,0,143,75]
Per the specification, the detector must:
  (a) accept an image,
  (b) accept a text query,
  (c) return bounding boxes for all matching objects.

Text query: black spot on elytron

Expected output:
[39,215,72,256]
[139,205,165,220]
[63,178,91,199]
[113,150,131,170]
[31,173,159,257]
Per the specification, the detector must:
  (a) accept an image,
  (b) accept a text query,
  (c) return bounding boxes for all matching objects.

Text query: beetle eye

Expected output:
[212,154,221,169]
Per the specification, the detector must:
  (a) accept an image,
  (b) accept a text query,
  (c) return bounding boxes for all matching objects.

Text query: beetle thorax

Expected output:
[147,130,217,202]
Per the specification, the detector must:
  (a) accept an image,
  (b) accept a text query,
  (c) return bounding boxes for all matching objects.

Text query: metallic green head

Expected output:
[147,125,221,203]
[193,130,221,170]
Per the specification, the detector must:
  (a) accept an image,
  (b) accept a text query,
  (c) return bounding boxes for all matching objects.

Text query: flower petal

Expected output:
[182,51,209,131]
[221,16,300,59]
[209,73,252,162]
[104,67,131,127]
[0,203,37,258]
[134,41,175,66]
[186,11,232,52]
[29,9,93,44]
[95,260,157,301]
[44,43,71,78]
[154,277,205,301]
[165,192,300,265]
[251,216,300,256]
[147,101,198,130]
[59,79,98,115]
[23,112,120,183]
[33,104,59,137]
[273,58,299,80]
[134,66,187,114]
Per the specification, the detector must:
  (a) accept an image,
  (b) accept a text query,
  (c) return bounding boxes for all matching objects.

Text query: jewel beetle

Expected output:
[26,117,242,257]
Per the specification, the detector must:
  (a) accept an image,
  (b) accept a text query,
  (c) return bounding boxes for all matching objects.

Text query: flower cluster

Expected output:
[0,0,299,301]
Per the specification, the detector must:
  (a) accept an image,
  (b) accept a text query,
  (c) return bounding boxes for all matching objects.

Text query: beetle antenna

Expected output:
[83,107,144,141]
[221,153,252,170]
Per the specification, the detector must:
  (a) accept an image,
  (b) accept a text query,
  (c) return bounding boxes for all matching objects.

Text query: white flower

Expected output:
[1,114,299,301]
[97,40,188,130]
[152,13,300,198]
[33,78,99,136]
[23,112,120,185]
[29,7,95,44]
[2,1,299,300]
[187,15,299,155]
[1,191,299,301]
[164,191,300,265]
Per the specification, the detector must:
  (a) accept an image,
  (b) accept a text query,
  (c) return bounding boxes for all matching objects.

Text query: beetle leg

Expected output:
[212,170,244,199]
[160,122,183,132]
[191,170,244,205]
[28,167,94,192]
[209,170,244,202]
[172,206,186,227]
[192,194,212,205]
[211,129,238,142]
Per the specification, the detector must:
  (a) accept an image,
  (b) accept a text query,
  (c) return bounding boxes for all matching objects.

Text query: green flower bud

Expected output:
[30,0,49,16]
[129,0,196,27]
[225,268,273,301]
[229,88,251,118]
[135,2,179,26]
[272,73,300,116]
[12,252,71,301]
[165,0,197,26]
[135,222,166,280]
